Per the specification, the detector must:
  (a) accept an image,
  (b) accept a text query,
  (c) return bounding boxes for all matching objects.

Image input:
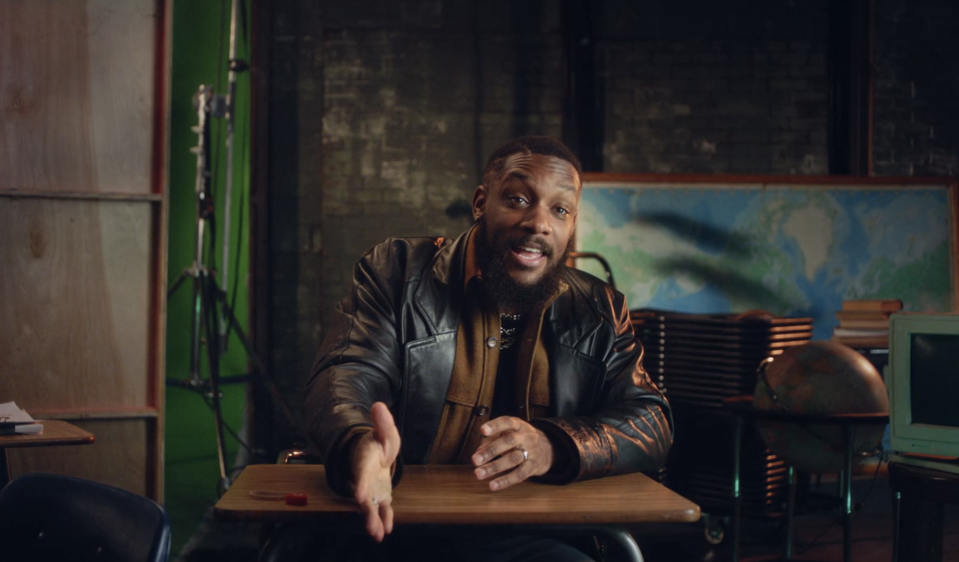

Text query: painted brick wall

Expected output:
[266,0,565,442]
[319,23,564,325]
[873,0,959,176]
[263,0,959,449]
[601,0,830,174]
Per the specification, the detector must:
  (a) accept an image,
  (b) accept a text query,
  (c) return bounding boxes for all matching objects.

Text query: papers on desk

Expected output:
[0,401,43,435]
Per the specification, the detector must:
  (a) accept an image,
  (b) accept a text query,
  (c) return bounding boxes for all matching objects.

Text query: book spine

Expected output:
[842,299,903,312]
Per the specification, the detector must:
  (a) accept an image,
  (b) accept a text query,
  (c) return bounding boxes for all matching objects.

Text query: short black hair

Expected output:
[482,136,583,189]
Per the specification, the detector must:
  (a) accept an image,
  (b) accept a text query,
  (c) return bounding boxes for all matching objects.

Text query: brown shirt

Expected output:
[427,228,561,463]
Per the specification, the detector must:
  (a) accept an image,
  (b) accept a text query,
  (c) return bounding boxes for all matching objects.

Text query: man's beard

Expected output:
[474,219,573,314]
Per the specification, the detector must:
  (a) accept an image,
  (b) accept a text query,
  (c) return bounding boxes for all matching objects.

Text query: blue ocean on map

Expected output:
[577,184,954,340]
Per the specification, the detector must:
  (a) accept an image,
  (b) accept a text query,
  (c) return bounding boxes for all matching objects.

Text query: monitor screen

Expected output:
[889,313,959,463]
[910,333,959,427]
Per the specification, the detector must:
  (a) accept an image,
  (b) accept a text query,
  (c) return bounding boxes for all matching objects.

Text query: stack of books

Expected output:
[831,299,903,349]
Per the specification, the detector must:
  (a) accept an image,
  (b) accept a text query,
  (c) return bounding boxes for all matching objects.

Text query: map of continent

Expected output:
[576,183,955,340]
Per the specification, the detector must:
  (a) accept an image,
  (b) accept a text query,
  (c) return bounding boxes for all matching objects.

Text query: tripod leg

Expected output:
[167,268,192,299]
[203,274,232,491]
[214,287,301,431]
[185,262,204,386]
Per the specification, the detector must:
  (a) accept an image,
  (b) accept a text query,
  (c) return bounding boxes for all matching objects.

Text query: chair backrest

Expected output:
[0,472,171,562]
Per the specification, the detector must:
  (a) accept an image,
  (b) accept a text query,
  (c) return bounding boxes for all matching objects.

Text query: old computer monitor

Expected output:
[887,313,959,471]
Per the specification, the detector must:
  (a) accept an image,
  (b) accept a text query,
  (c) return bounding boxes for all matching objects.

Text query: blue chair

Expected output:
[0,472,171,562]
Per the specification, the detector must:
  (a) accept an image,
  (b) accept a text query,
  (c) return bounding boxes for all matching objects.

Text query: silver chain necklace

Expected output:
[499,313,523,350]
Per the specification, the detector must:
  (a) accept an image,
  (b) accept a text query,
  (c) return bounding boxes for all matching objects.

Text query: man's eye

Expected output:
[555,206,569,216]
[509,196,528,205]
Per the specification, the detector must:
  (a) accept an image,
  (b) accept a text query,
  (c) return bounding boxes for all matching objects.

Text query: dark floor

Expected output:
[177,467,959,562]
[636,469,959,562]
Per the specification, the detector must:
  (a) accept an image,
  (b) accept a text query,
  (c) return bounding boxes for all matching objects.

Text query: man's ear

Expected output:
[471,185,487,222]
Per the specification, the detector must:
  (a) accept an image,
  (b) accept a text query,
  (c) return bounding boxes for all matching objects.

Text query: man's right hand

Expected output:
[350,401,401,542]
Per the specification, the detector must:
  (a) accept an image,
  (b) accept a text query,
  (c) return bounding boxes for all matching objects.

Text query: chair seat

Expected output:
[0,473,171,562]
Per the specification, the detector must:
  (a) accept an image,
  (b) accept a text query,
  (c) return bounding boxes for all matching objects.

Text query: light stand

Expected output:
[166,84,230,491]
[166,0,296,492]
[219,0,243,340]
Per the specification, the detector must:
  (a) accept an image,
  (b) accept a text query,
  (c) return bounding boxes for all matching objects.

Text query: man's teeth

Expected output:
[519,247,542,254]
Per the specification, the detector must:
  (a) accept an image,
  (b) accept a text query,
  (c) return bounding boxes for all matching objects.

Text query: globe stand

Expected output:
[724,396,888,562]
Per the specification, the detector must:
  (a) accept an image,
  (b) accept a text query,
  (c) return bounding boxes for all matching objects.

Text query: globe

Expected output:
[752,341,889,473]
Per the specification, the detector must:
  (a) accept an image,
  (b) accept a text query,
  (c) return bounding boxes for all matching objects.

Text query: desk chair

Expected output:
[0,472,171,562]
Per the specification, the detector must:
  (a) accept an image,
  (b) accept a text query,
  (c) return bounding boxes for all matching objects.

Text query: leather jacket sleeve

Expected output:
[304,240,410,497]
[531,287,673,484]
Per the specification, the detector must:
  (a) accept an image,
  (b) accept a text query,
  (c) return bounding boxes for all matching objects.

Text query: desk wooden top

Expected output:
[723,395,889,425]
[0,420,95,449]
[214,464,701,525]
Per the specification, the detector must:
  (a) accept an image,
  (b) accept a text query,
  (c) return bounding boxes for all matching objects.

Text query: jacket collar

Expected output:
[413,224,607,340]
[412,226,474,335]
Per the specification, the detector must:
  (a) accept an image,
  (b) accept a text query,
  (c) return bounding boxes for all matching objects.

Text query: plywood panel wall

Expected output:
[0,198,154,411]
[0,0,156,194]
[0,0,169,501]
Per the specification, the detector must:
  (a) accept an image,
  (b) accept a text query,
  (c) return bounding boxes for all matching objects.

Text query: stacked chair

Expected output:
[631,309,814,532]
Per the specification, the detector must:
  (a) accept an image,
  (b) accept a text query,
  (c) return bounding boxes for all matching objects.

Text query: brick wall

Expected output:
[262,0,959,450]
[601,0,830,174]
[318,22,564,325]
[873,0,959,176]
[266,0,565,443]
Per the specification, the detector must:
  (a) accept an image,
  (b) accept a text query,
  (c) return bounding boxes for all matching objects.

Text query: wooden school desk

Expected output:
[215,464,701,562]
[0,420,96,487]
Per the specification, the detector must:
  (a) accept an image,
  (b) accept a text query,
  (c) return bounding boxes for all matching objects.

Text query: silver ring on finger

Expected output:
[518,446,529,463]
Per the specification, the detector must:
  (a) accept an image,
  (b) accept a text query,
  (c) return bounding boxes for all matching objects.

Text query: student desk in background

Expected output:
[0,420,96,488]
[724,395,889,562]
[889,461,959,562]
[215,464,701,562]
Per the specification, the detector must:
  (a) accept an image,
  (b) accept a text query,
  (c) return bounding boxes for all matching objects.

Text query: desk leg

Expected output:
[258,522,352,562]
[0,449,9,489]
[732,414,743,562]
[892,490,900,562]
[898,495,944,562]
[785,465,795,560]
[842,425,854,562]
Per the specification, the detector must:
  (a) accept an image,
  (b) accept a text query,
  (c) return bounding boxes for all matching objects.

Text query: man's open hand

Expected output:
[471,416,554,491]
[351,402,401,542]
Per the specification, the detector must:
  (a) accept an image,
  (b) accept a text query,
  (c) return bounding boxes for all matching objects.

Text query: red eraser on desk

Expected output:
[285,493,308,506]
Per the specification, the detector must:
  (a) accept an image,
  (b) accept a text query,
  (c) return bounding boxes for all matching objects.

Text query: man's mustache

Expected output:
[508,236,552,257]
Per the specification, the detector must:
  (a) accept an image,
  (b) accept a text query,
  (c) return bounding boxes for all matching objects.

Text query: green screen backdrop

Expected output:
[166,0,252,554]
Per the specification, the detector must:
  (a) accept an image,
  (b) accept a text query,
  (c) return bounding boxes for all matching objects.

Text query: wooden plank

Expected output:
[86,0,158,193]
[7,418,157,499]
[0,0,157,194]
[28,408,159,420]
[215,464,702,525]
[150,0,173,502]
[0,420,95,449]
[0,190,163,202]
[0,198,155,411]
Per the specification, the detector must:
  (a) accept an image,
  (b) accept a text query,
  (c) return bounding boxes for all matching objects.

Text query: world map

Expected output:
[575,182,956,340]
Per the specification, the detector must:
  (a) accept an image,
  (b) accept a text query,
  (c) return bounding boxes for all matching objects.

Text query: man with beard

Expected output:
[304,136,672,561]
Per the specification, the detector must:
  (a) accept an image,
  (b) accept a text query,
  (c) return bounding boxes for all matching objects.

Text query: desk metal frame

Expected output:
[725,396,887,562]
[257,522,644,562]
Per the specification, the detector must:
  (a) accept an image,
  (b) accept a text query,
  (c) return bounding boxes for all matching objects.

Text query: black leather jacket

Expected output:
[305,227,672,494]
